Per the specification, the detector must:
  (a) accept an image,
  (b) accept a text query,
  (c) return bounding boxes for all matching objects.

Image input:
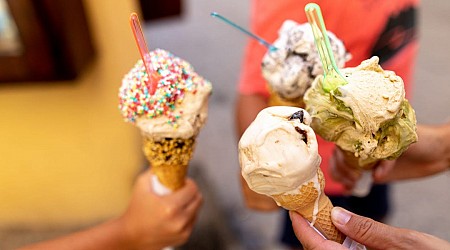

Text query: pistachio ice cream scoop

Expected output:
[304,56,417,167]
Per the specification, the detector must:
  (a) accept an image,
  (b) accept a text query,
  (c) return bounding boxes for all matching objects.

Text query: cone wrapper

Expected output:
[271,169,345,243]
[143,136,196,191]
[151,175,171,195]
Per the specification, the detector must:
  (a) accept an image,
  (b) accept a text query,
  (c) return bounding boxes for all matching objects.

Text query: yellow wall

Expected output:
[0,0,144,227]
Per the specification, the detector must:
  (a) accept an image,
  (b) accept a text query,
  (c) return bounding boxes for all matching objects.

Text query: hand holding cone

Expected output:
[272,168,345,242]
[239,107,344,243]
[119,14,212,193]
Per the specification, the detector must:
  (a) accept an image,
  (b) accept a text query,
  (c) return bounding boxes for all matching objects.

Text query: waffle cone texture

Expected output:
[271,168,345,243]
[143,136,196,191]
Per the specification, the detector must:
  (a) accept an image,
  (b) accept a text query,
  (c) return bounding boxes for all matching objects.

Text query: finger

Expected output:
[334,172,355,194]
[167,178,200,207]
[342,184,353,196]
[169,192,202,237]
[184,191,203,216]
[135,169,156,194]
[331,207,403,249]
[331,165,360,190]
[373,160,395,183]
[175,215,198,247]
[178,193,202,233]
[339,175,358,191]
[289,211,329,249]
[330,150,361,184]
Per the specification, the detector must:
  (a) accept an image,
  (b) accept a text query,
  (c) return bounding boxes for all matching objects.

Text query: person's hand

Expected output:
[329,148,362,193]
[329,148,396,193]
[290,207,450,250]
[289,210,346,249]
[240,175,279,211]
[120,170,203,250]
[331,124,450,190]
[373,124,450,182]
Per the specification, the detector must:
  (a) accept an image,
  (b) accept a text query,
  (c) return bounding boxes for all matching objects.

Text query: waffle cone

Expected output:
[142,136,196,191]
[271,169,345,243]
[268,86,305,108]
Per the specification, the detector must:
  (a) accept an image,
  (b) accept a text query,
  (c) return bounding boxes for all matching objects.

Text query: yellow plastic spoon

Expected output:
[305,3,347,92]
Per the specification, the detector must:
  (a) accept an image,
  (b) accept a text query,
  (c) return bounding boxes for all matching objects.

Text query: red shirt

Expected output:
[239,0,419,195]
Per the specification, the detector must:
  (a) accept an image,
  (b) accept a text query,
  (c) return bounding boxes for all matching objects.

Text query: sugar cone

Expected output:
[271,168,345,243]
[268,86,305,108]
[142,136,196,191]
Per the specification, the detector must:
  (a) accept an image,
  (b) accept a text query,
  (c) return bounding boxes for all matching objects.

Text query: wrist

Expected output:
[115,215,159,250]
[404,229,450,250]
[114,215,138,250]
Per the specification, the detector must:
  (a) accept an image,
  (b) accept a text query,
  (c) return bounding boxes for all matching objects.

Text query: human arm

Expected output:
[290,207,450,250]
[330,123,450,191]
[19,170,203,250]
[236,93,279,211]
[373,123,450,182]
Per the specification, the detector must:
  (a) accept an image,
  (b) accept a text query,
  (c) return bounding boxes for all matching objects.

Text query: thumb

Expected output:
[331,207,402,249]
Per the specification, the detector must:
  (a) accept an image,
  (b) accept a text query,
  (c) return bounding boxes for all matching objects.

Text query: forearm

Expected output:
[407,123,449,175]
[18,218,130,250]
[383,123,450,181]
[442,122,450,167]
[235,93,268,137]
[405,230,450,250]
[236,93,281,210]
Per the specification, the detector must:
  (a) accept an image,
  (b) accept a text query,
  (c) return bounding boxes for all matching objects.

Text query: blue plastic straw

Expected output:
[211,12,277,51]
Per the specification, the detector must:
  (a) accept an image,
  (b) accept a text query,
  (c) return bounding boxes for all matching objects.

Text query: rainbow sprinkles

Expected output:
[119,49,211,125]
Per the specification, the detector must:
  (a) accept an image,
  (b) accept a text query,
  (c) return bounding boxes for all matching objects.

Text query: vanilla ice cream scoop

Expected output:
[262,20,349,100]
[239,106,346,243]
[239,106,321,195]
[304,56,417,166]
[119,49,212,140]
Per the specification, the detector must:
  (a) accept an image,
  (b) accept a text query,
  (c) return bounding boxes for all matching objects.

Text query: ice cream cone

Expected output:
[119,49,212,192]
[239,107,344,242]
[340,148,378,170]
[268,86,305,108]
[304,57,417,170]
[142,136,196,191]
[262,20,349,111]
[271,168,345,243]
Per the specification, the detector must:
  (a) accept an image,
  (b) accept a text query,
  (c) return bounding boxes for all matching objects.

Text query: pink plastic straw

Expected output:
[130,13,158,94]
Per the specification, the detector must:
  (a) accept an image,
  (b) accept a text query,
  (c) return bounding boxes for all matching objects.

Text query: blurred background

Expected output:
[0,0,449,249]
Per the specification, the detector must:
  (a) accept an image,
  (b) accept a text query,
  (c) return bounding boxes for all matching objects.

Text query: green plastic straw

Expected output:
[305,3,347,92]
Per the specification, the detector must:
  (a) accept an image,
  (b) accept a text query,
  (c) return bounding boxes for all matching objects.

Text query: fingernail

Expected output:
[331,207,351,225]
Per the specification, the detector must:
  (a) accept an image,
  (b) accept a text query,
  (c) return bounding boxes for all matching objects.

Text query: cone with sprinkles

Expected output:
[119,49,212,190]
[120,14,212,191]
